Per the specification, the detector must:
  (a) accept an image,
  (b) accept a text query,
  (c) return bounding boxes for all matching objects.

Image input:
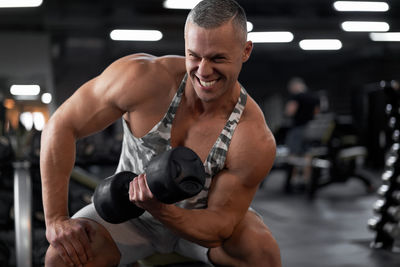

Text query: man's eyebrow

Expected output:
[187,49,199,56]
[211,53,227,58]
[187,49,227,59]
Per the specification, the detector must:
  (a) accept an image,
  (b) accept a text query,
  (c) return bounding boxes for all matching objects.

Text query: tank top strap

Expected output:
[161,73,187,127]
[116,73,187,174]
[205,86,247,173]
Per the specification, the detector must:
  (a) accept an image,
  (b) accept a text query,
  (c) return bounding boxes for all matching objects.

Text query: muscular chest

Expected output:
[171,111,227,163]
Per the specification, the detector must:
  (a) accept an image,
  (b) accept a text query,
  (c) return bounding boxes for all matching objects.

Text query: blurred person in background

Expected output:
[284,77,320,191]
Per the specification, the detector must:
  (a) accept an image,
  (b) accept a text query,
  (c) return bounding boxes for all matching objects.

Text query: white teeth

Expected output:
[199,79,217,87]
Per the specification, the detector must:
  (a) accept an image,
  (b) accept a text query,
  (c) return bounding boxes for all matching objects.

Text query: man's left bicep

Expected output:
[207,170,258,224]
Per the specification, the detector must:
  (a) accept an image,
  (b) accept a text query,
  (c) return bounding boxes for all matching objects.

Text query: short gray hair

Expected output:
[185,0,248,42]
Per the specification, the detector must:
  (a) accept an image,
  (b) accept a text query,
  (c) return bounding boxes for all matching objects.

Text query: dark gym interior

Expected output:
[1,0,400,266]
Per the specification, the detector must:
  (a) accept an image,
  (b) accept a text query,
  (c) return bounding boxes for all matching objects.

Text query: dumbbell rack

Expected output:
[368,80,400,251]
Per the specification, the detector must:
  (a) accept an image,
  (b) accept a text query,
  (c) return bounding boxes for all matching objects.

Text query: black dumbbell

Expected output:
[93,146,206,224]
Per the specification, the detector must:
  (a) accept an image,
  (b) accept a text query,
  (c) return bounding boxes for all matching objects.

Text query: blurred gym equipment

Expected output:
[277,112,373,199]
[13,161,32,267]
[368,80,400,252]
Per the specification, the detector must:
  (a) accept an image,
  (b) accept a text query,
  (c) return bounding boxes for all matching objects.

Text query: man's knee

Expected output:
[212,213,281,267]
[45,244,120,267]
[251,228,281,267]
[45,245,66,267]
[45,219,121,267]
[232,213,281,267]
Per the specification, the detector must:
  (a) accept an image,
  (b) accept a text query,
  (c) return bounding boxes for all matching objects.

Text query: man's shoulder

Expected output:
[96,54,186,111]
[240,96,268,130]
[232,96,276,155]
[110,53,185,76]
[99,53,186,91]
[226,96,276,184]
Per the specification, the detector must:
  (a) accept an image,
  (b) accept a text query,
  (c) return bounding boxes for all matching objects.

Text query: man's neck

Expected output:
[184,82,241,119]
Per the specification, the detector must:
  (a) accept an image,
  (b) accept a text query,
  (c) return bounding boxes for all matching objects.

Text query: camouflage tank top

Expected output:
[116,74,247,209]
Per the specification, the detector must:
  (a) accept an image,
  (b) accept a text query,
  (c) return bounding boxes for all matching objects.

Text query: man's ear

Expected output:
[242,41,253,62]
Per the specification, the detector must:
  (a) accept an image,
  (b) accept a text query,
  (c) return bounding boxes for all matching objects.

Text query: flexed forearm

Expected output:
[40,119,77,226]
[152,204,235,247]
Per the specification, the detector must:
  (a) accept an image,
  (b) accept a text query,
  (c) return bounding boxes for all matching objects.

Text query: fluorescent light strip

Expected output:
[163,0,202,9]
[10,85,40,96]
[0,0,42,8]
[333,1,389,12]
[341,21,389,32]
[370,32,400,42]
[110,30,163,41]
[299,39,342,50]
[248,31,294,43]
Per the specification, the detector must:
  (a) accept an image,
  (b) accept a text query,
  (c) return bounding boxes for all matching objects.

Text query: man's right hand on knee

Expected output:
[46,217,96,266]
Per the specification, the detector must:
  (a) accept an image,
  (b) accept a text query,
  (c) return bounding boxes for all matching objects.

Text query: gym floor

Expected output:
[254,169,400,267]
[1,167,400,267]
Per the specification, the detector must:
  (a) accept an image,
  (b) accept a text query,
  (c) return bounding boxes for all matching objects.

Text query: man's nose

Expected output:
[197,59,213,77]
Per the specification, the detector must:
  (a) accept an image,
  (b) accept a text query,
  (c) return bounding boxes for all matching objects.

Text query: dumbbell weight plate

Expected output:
[94,171,145,224]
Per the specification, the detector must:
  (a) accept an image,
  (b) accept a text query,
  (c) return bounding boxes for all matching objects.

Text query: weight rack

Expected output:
[368,80,400,251]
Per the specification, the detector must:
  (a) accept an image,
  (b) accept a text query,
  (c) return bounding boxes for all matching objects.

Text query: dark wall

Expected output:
[52,41,400,116]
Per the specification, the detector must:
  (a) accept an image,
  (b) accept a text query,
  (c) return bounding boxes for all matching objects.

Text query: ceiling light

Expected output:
[299,39,343,50]
[33,112,45,131]
[41,93,52,104]
[0,0,42,8]
[110,30,163,41]
[10,85,40,96]
[20,112,33,131]
[341,21,389,32]
[163,0,202,9]
[333,1,389,12]
[247,31,294,43]
[370,32,400,42]
[247,21,253,32]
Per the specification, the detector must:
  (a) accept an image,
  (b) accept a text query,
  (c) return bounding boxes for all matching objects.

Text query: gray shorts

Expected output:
[72,203,212,266]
